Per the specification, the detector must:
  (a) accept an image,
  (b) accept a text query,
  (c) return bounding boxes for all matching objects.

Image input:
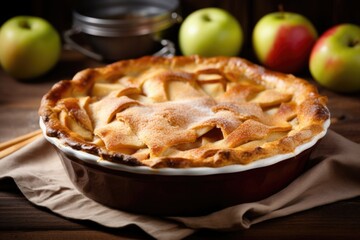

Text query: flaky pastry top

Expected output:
[39,56,330,168]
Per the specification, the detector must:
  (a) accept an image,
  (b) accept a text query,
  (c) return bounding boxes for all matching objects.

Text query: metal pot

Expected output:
[64,0,181,62]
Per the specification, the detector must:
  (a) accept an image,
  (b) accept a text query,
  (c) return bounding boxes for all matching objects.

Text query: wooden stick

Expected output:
[0,129,42,151]
[0,130,43,159]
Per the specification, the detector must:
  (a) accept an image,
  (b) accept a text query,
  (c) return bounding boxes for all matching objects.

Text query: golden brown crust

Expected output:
[39,56,330,168]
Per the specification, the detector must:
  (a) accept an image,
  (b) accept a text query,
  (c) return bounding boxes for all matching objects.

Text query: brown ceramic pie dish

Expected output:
[39,56,330,216]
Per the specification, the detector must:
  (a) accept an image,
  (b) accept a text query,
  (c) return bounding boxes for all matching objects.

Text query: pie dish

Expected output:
[39,55,330,215]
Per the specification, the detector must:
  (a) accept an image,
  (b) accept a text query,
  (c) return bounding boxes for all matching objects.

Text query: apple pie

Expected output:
[39,56,330,168]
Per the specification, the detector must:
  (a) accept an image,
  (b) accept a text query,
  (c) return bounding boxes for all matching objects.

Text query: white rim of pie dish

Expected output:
[40,117,330,176]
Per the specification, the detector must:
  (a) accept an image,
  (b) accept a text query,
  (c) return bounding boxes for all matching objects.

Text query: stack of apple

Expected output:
[179,8,360,93]
[1,11,359,93]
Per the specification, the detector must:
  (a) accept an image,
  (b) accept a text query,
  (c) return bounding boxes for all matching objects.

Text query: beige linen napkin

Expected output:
[1,130,360,240]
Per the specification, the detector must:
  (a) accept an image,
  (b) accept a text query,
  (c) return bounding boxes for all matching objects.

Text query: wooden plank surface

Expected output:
[1,50,360,239]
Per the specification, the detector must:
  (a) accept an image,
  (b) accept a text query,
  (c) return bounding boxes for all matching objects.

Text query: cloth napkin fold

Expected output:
[1,129,360,240]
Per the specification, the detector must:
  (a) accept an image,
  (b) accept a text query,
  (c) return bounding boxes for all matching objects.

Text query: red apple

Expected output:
[252,11,318,73]
[309,24,360,93]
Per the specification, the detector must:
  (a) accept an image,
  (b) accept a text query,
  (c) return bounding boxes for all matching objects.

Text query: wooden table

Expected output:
[1,50,360,239]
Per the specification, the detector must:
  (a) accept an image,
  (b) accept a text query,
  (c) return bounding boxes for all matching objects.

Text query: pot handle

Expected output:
[170,12,183,24]
[153,39,176,57]
[64,29,176,61]
[64,29,104,61]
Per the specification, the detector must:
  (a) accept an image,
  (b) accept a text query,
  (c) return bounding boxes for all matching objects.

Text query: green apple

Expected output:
[179,8,243,57]
[309,24,360,93]
[0,16,61,79]
[252,11,317,73]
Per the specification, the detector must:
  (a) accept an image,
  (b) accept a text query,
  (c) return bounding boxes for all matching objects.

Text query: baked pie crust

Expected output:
[39,56,330,168]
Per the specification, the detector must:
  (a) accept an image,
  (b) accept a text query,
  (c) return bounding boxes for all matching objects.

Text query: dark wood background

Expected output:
[1,0,359,63]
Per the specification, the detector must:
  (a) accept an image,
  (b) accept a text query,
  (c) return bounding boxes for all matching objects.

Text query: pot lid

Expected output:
[73,0,180,36]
